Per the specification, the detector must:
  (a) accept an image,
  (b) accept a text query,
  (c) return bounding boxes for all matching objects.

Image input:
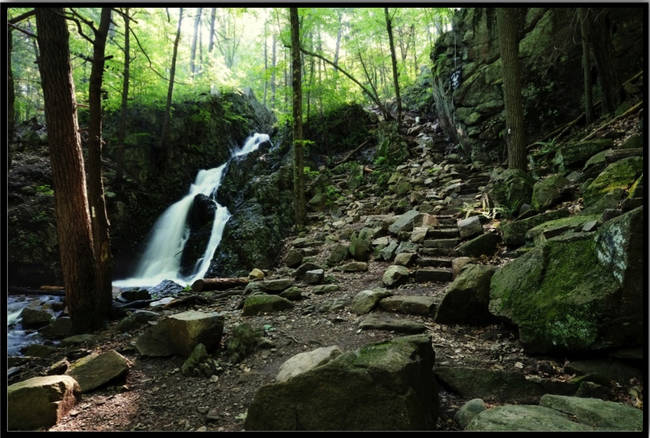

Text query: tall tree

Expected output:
[290,7,305,228]
[117,8,131,152]
[84,7,114,323]
[8,26,16,142]
[577,8,593,124]
[35,7,101,333]
[208,8,216,53]
[159,7,183,164]
[190,8,202,77]
[496,8,527,171]
[385,8,403,125]
[588,8,622,114]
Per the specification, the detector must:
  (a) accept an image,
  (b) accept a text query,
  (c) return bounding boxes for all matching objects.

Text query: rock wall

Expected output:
[430,7,644,162]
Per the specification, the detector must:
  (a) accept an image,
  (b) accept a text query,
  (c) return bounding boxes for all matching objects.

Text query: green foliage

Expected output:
[373,121,409,168]
[35,184,54,196]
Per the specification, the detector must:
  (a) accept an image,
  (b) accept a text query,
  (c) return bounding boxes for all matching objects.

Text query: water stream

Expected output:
[113,133,270,288]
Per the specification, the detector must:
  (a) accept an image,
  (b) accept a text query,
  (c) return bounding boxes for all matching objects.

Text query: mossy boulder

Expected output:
[539,394,642,431]
[489,169,533,216]
[531,174,571,211]
[501,208,570,246]
[457,232,501,257]
[525,214,600,245]
[582,157,643,206]
[553,139,613,171]
[242,294,294,316]
[435,264,497,325]
[244,334,438,430]
[489,207,643,353]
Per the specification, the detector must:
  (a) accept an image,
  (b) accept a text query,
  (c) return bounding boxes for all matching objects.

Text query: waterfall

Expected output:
[113,133,270,288]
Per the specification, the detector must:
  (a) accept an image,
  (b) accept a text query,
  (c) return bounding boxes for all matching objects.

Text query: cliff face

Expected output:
[429,7,644,163]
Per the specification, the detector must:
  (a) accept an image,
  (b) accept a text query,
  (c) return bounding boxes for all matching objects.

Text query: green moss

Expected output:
[583,157,643,205]
[525,214,600,243]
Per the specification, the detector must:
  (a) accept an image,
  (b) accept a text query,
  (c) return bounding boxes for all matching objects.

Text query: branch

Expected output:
[580,101,642,142]
[128,25,190,86]
[8,22,37,39]
[9,9,35,24]
[299,46,390,118]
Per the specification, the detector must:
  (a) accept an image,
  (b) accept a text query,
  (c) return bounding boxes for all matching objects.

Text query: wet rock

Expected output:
[148,280,184,300]
[66,350,130,393]
[245,334,437,430]
[20,307,53,329]
[276,345,343,383]
[8,375,81,430]
[39,317,73,340]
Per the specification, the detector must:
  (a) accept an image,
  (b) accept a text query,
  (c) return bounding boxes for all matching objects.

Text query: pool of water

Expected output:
[7,294,63,356]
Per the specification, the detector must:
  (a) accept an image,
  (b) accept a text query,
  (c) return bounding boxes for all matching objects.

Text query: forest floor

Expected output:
[12,109,643,432]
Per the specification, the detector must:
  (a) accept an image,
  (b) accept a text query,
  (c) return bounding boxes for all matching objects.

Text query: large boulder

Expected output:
[435,264,497,325]
[20,307,53,329]
[457,232,501,257]
[501,208,570,246]
[242,294,294,316]
[350,288,392,315]
[466,404,593,431]
[382,265,411,287]
[244,334,438,430]
[489,207,643,353]
[539,394,643,431]
[8,375,81,430]
[489,169,533,216]
[531,174,571,211]
[135,310,224,357]
[582,156,643,206]
[276,346,343,383]
[65,350,130,393]
[552,139,613,171]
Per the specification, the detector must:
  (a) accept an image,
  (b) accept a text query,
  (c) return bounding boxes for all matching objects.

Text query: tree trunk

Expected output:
[159,8,183,164]
[35,7,101,333]
[497,8,527,171]
[117,8,131,169]
[589,8,622,114]
[578,8,593,124]
[271,33,277,109]
[263,20,268,106]
[190,8,202,77]
[290,7,305,228]
[86,7,113,327]
[208,8,216,53]
[385,8,402,125]
[8,28,15,142]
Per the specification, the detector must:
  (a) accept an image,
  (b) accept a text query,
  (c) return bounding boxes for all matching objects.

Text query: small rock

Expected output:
[455,398,487,429]
[303,269,324,285]
[457,216,483,239]
[350,288,392,315]
[248,268,265,280]
[382,265,410,287]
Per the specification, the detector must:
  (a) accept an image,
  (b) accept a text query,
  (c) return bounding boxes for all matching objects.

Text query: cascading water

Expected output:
[113,133,270,288]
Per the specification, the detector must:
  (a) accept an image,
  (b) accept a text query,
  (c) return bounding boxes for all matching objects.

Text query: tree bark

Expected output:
[8,28,15,142]
[271,33,277,109]
[159,8,183,164]
[190,8,202,77]
[117,8,131,175]
[208,8,216,53]
[290,7,305,228]
[385,8,403,125]
[577,8,593,125]
[35,7,101,333]
[263,20,268,106]
[86,7,114,327]
[497,8,527,171]
[589,8,622,114]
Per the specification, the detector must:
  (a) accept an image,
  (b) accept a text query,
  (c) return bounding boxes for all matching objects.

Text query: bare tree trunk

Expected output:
[8,28,15,142]
[159,8,183,164]
[190,8,202,77]
[271,33,277,109]
[86,7,113,324]
[333,11,343,77]
[578,8,593,124]
[385,8,403,124]
[117,8,131,167]
[35,7,100,333]
[290,7,305,228]
[497,8,527,171]
[263,20,268,106]
[208,8,216,53]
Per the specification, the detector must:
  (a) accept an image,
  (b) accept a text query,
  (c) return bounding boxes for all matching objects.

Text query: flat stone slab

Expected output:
[276,345,343,383]
[423,238,459,248]
[414,268,453,283]
[242,294,294,316]
[378,295,437,316]
[466,405,593,431]
[417,256,453,268]
[258,278,294,292]
[66,350,130,393]
[350,288,392,315]
[358,314,427,334]
[427,228,460,239]
[539,394,643,431]
[339,261,368,272]
[8,375,81,430]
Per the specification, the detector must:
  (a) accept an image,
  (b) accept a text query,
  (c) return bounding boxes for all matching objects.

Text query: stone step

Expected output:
[427,228,460,239]
[417,256,453,268]
[419,247,457,257]
[378,295,437,316]
[422,238,459,248]
[413,268,453,283]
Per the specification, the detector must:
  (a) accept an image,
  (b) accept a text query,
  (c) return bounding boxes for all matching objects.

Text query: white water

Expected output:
[113,133,270,288]
[7,294,63,356]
